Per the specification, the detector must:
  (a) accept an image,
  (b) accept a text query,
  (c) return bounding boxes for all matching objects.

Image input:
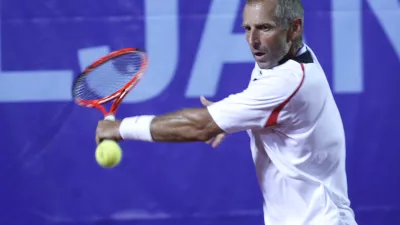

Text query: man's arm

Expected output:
[150,108,223,142]
[96,70,302,144]
[95,107,224,144]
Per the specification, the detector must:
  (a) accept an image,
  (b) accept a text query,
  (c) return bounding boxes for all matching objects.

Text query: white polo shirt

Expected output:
[207,45,357,225]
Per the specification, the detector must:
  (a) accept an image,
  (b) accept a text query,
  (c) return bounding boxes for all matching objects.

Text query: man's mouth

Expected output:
[253,52,266,60]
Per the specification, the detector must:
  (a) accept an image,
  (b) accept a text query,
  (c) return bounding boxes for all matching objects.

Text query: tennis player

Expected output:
[96,0,357,224]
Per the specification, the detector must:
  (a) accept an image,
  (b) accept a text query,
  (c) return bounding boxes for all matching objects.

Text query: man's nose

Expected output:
[248,30,261,49]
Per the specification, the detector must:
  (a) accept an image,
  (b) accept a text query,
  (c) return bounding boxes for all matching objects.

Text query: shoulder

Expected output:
[252,61,304,95]
[265,60,304,79]
[254,45,315,91]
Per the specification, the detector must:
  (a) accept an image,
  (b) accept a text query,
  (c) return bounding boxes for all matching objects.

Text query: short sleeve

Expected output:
[207,70,303,133]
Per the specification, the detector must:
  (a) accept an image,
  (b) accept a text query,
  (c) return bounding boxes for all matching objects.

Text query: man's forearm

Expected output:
[117,108,224,143]
[150,108,223,142]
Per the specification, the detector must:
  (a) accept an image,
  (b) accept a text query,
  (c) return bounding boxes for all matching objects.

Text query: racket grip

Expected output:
[104,114,116,121]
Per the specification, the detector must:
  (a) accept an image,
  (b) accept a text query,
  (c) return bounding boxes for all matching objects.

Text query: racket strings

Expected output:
[73,52,144,101]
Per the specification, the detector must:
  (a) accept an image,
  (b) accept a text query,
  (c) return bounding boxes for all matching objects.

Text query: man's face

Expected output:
[242,0,291,69]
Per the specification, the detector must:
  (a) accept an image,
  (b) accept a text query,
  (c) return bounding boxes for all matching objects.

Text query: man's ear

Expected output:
[288,18,303,42]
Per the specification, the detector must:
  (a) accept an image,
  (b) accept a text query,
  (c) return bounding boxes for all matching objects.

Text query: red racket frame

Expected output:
[73,48,148,117]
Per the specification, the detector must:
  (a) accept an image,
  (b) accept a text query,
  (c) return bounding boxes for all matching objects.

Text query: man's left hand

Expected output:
[200,96,227,148]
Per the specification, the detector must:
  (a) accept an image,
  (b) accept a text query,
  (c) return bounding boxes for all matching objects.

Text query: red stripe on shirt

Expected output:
[265,63,305,127]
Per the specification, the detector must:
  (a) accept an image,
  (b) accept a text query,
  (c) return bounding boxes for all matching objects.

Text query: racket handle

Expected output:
[104,114,116,121]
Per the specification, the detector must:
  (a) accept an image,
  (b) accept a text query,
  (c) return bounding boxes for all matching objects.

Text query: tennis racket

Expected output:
[72,47,148,145]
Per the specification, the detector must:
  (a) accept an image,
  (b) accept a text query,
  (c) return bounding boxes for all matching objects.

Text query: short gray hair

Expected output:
[246,0,304,27]
[275,0,304,27]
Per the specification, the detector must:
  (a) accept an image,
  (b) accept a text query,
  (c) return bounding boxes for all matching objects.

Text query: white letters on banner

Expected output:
[1,0,399,102]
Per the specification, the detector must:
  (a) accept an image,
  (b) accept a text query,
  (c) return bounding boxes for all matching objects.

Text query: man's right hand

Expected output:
[200,96,227,148]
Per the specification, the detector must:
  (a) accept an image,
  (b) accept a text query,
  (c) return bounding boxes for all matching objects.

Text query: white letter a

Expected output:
[185,0,253,98]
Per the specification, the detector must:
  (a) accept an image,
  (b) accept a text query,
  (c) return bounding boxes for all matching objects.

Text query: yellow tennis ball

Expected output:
[95,140,122,168]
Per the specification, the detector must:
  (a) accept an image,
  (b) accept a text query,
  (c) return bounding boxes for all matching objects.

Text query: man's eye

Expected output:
[261,25,271,31]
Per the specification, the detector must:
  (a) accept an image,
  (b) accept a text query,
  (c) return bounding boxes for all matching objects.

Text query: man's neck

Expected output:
[289,41,304,57]
[278,41,304,65]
